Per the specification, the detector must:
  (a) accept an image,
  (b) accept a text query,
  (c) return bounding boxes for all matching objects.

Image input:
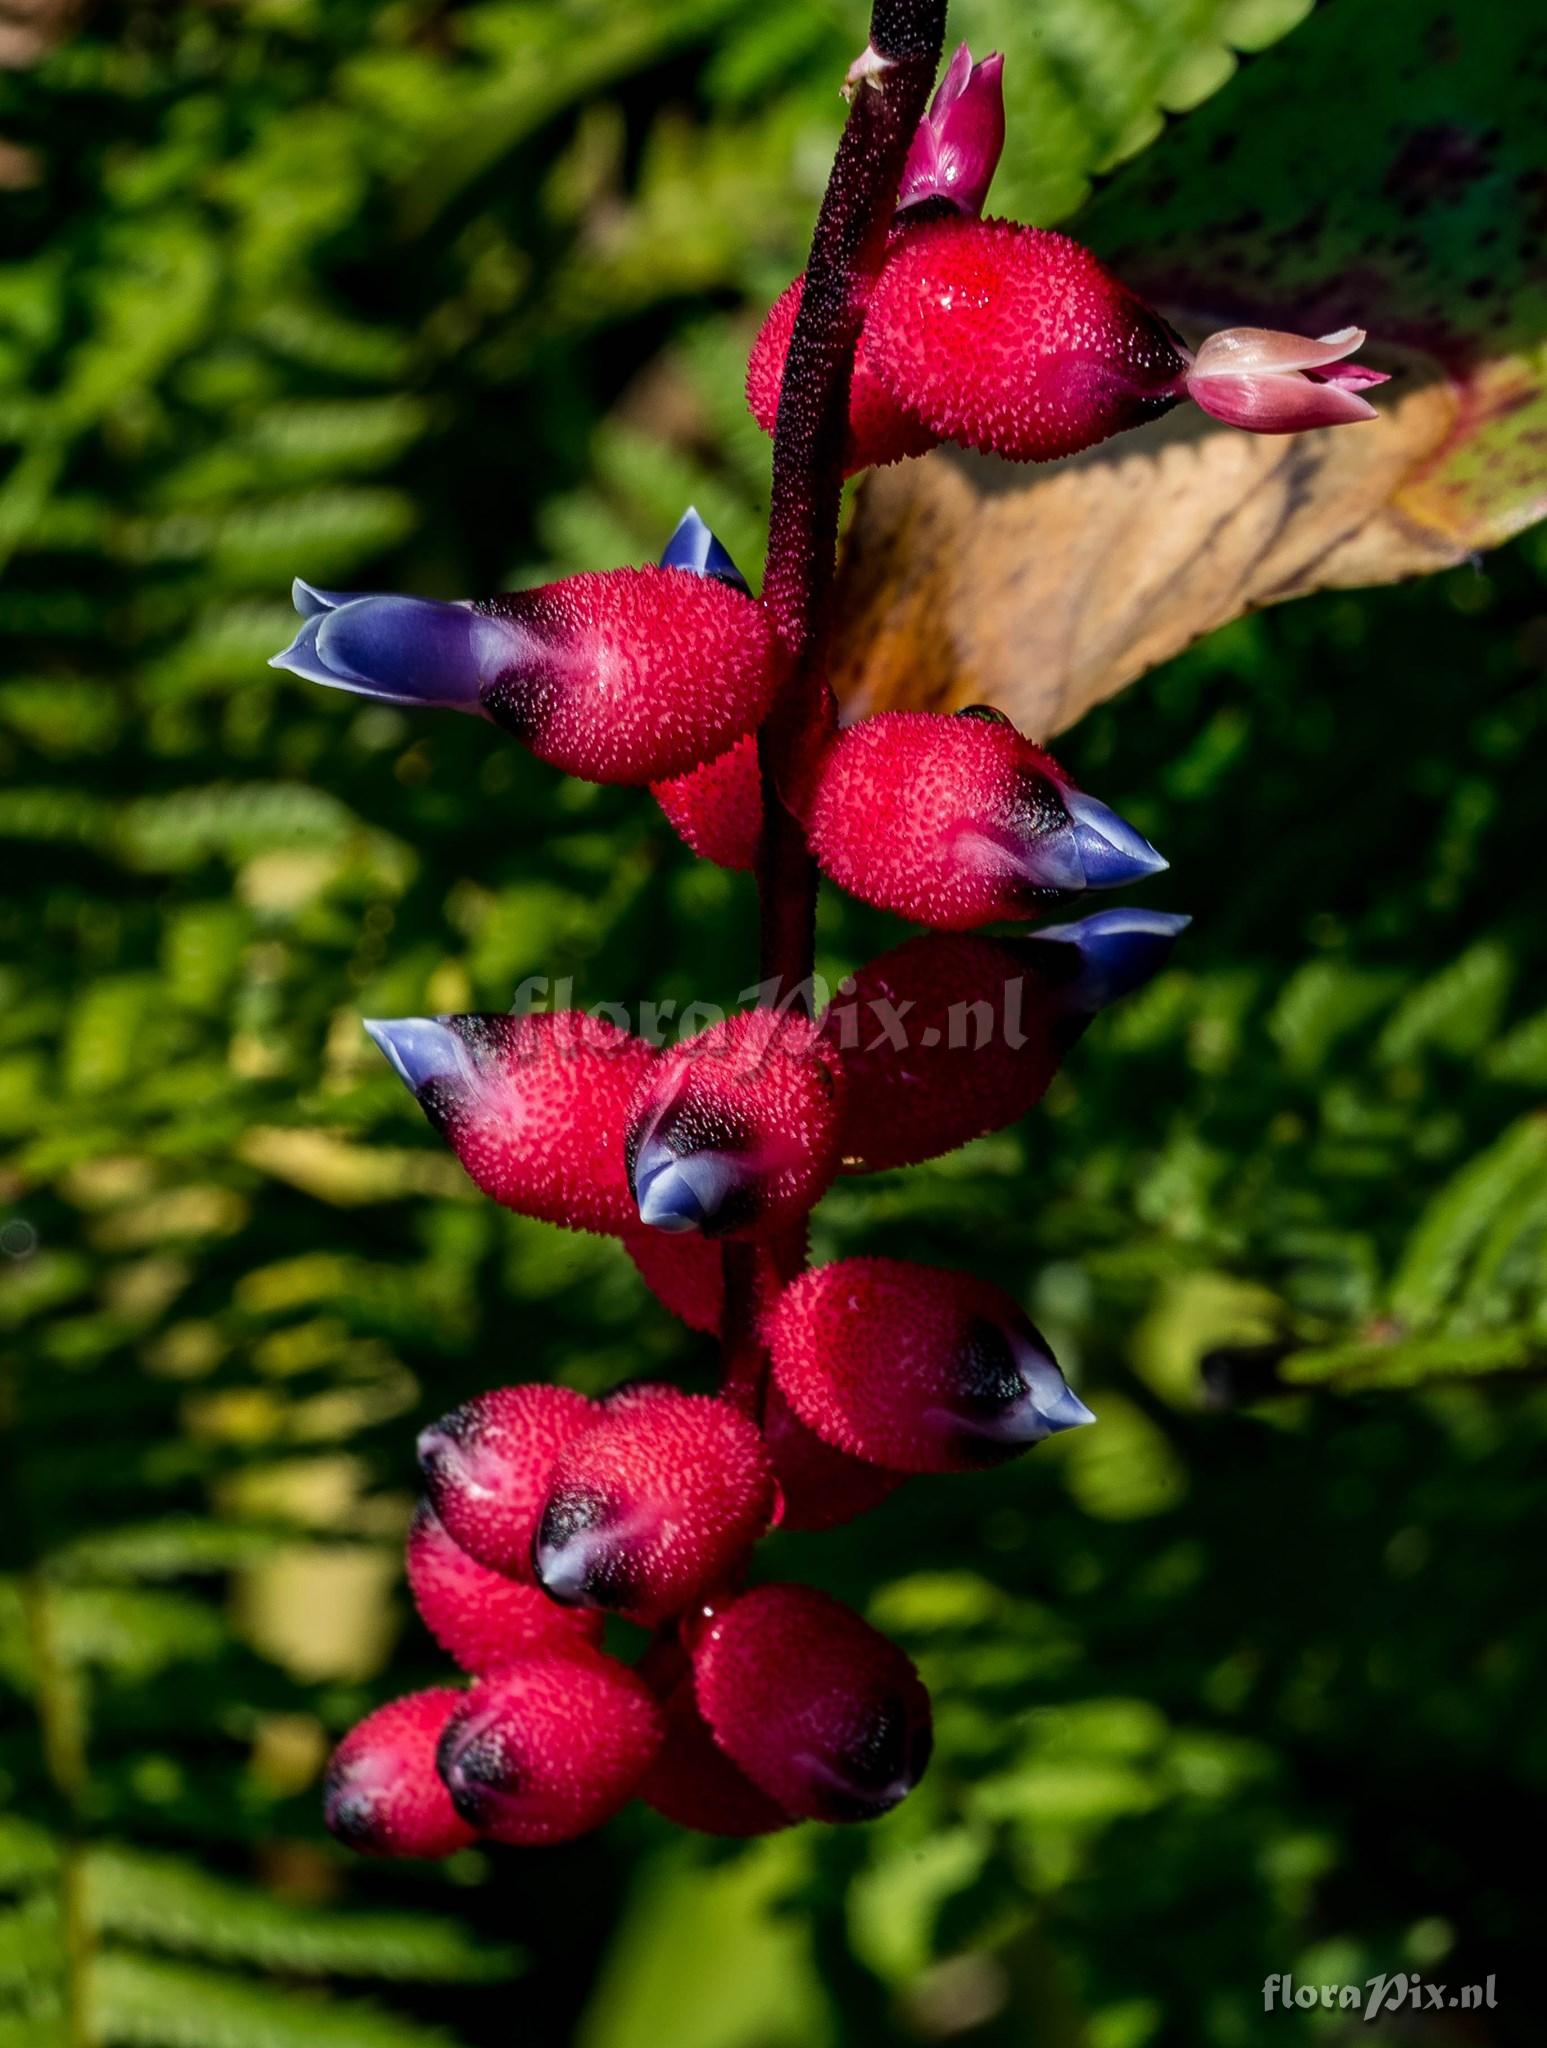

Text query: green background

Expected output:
[2,3,1543,2044]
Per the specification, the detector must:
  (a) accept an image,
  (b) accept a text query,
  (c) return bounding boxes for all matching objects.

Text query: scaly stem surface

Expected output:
[720,0,948,1415]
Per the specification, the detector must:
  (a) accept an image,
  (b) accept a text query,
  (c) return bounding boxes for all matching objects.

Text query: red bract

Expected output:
[747,256,938,475]
[637,1645,793,1837]
[824,909,1190,1170]
[406,1501,601,1673]
[749,216,1383,476]
[534,1389,777,1623]
[323,1689,476,1859]
[436,1646,662,1846]
[480,568,781,783]
[766,1256,1093,1472]
[418,1382,598,1579]
[274,567,781,786]
[693,1584,932,1822]
[861,216,1186,460]
[623,1228,726,1333]
[651,734,761,872]
[364,1011,654,1236]
[625,1011,844,1239]
[807,709,1165,928]
[762,1384,905,1532]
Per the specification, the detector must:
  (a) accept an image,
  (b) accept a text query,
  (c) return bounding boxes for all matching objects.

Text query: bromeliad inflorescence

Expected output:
[283,6,1385,1857]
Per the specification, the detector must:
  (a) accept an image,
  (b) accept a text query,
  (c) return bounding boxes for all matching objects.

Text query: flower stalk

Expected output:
[726,0,950,1416]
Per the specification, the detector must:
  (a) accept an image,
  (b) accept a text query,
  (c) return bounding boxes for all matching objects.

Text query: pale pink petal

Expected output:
[1189,370,1381,432]
[1185,323,1387,434]
[1191,325,1369,378]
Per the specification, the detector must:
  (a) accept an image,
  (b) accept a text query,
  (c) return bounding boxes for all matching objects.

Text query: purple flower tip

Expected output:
[270,590,517,715]
[658,508,750,594]
[898,43,1005,219]
[1027,909,1191,1014]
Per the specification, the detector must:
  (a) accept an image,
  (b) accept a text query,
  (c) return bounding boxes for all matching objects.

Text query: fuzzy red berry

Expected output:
[762,1384,904,1533]
[862,216,1187,462]
[747,259,937,476]
[824,909,1190,1171]
[625,1011,844,1240]
[636,1643,792,1838]
[622,1228,725,1333]
[406,1501,602,1674]
[533,1388,776,1623]
[436,1646,662,1846]
[651,734,762,872]
[273,567,781,787]
[418,1382,598,1579]
[806,709,1165,929]
[364,1011,654,1236]
[693,1584,932,1823]
[766,1256,1093,1473]
[324,1689,476,1859]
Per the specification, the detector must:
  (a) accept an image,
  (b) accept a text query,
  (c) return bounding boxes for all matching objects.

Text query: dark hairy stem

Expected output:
[720,0,948,1413]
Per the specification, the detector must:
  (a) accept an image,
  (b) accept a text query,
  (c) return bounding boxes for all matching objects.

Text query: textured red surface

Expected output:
[420,1381,598,1579]
[693,1583,932,1822]
[747,263,937,475]
[763,1384,904,1532]
[478,566,780,785]
[824,931,1069,1170]
[622,1228,725,1332]
[637,1650,793,1837]
[425,1012,655,1235]
[405,1502,601,1673]
[651,733,761,872]
[323,1689,476,1859]
[435,1647,662,1846]
[625,1011,845,1240]
[537,1389,776,1623]
[806,711,1074,928]
[864,216,1186,460]
[765,1255,1052,1472]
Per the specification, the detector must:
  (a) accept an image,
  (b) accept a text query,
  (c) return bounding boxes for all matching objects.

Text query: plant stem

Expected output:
[720,0,948,1410]
[757,0,948,1013]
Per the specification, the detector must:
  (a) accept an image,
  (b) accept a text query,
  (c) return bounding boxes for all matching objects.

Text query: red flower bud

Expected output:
[765,1257,1093,1473]
[625,1012,844,1240]
[637,1644,793,1837]
[762,1384,904,1532]
[273,567,781,787]
[364,1011,655,1236]
[622,1228,725,1333]
[861,216,1187,461]
[807,709,1165,929]
[824,909,1190,1171]
[748,216,1382,478]
[651,734,761,872]
[693,1584,932,1822]
[898,44,1005,219]
[324,1689,476,1859]
[418,1383,598,1579]
[533,1388,776,1623]
[406,1501,601,1674]
[436,1647,662,1846]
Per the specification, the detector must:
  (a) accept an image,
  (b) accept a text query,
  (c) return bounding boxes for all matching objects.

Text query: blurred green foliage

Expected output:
[1,2,1544,2045]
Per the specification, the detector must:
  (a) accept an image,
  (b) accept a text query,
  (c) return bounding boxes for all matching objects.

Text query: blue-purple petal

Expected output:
[658,506,750,594]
